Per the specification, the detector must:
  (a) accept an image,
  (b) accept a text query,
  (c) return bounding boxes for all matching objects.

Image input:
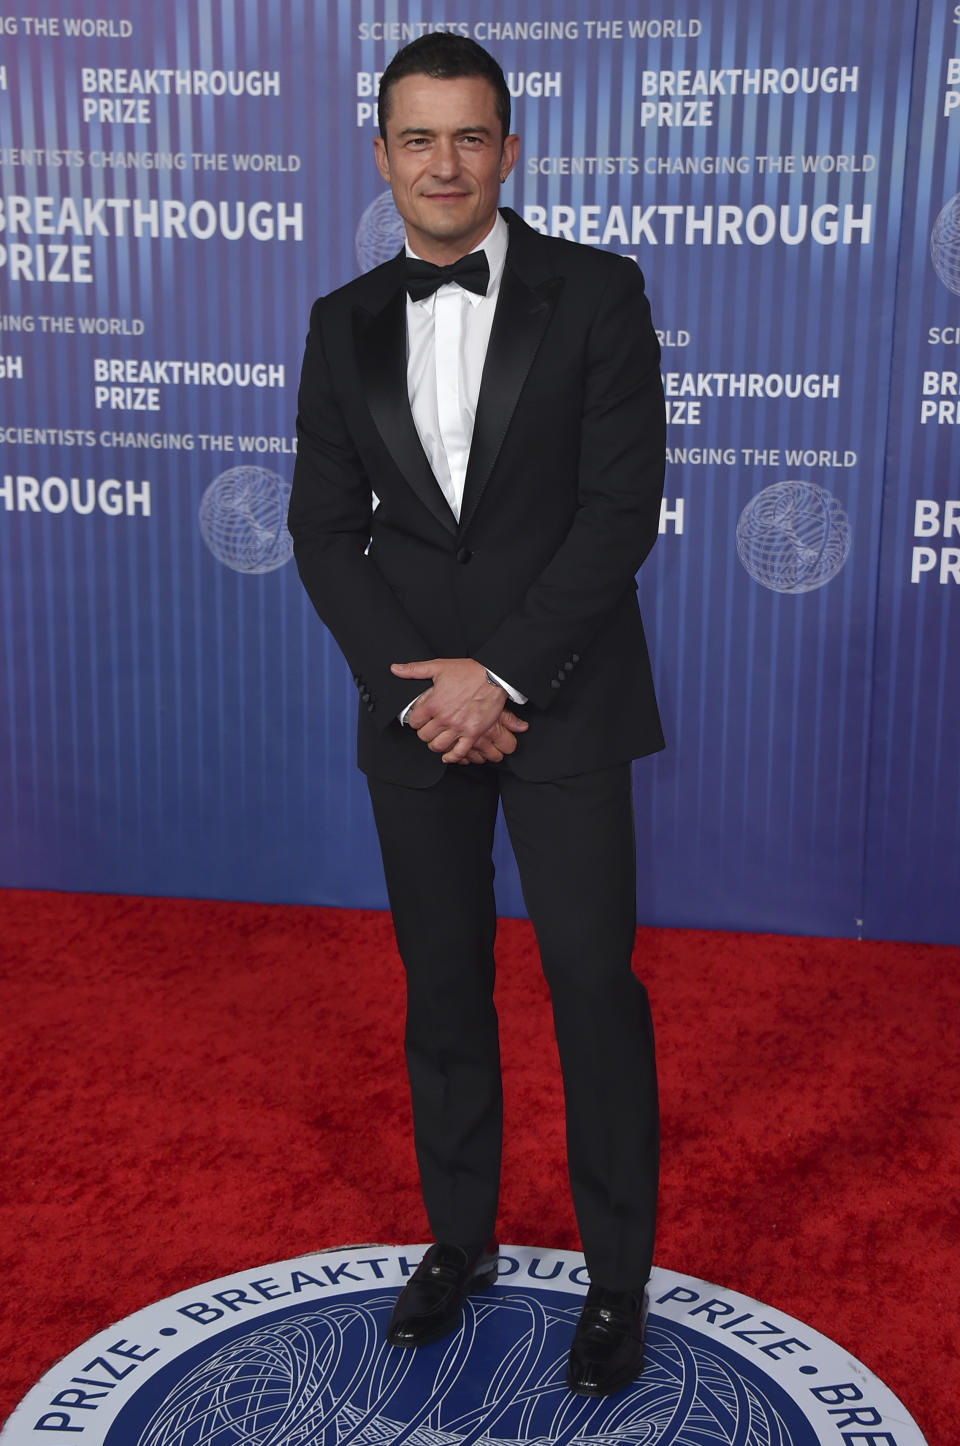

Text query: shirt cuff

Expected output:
[399,690,429,726]
[482,668,527,706]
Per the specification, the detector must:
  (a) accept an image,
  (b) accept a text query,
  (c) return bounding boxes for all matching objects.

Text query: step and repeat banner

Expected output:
[865,1,960,941]
[0,1,956,943]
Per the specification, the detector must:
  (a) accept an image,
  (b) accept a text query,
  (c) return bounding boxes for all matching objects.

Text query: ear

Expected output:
[499,132,520,183]
[373,135,391,184]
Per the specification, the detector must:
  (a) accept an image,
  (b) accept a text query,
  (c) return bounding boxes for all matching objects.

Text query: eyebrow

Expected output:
[396,124,495,137]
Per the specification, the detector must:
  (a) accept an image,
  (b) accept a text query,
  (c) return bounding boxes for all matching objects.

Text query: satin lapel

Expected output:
[353,287,457,538]
[458,266,563,536]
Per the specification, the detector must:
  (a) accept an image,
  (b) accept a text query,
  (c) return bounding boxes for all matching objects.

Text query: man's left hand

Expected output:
[391,657,526,764]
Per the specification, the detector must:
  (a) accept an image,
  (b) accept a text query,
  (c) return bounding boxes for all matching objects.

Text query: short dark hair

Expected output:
[377,32,511,142]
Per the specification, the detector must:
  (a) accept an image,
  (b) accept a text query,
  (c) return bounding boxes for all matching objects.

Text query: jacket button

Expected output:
[550,679,561,689]
[456,546,472,564]
[571,653,580,663]
[366,702,375,713]
[563,660,575,672]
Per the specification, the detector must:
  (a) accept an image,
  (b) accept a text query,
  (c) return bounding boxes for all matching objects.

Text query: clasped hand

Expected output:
[391,657,528,765]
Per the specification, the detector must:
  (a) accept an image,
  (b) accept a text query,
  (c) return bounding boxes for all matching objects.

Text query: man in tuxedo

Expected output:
[288,32,665,1397]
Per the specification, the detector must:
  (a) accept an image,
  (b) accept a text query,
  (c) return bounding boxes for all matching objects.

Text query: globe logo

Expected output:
[121,1289,808,1446]
[356,190,406,271]
[930,192,960,295]
[198,466,293,575]
[736,481,851,593]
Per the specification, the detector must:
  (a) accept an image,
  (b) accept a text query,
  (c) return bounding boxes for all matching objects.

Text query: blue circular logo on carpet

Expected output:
[1,1247,926,1446]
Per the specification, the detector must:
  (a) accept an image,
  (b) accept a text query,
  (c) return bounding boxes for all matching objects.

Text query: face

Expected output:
[374,73,519,264]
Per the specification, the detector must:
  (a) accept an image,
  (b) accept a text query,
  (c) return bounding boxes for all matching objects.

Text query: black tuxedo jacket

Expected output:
[289,208,666,786]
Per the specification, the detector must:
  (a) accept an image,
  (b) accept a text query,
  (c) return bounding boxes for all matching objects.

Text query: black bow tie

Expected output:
[405,251,490,301]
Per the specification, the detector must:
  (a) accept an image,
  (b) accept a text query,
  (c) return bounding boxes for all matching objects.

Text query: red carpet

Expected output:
[0,889,957,1442]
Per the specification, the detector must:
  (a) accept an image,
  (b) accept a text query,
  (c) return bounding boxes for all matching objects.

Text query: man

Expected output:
[288,32,665,1397]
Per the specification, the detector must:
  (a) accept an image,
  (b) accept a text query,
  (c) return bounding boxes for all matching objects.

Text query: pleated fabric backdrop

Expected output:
[1,0,958,943]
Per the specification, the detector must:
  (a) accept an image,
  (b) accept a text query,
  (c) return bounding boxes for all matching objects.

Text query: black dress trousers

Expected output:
[366,759,659,1290]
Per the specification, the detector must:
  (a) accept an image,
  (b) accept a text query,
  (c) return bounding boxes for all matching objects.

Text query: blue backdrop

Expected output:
[0,0,956,943]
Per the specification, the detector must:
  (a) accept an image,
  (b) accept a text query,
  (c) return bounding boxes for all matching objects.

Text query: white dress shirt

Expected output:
[405,212,508,521]
[400,212,525,715]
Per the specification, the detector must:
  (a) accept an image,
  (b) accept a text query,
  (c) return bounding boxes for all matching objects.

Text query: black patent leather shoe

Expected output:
[566,1285,648,1396]
[386,1241,499,1347]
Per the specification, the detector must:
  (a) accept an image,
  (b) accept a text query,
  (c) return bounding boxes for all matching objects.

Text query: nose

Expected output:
[430,136,460,178]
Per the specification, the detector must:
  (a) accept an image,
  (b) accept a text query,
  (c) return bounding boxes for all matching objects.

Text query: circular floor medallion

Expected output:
[2,1244,926,1445]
